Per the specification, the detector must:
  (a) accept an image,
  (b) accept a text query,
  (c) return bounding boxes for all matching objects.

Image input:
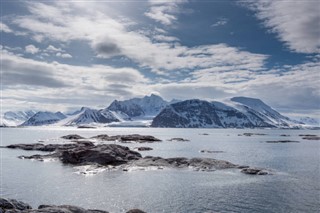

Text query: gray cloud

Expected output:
[93,41,122,58]
[2,72,68,88]
[2,57,68,88]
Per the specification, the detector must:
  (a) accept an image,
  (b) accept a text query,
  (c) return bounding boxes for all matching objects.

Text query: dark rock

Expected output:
[242,133,266,137]
[91,134,161,143]
[266,140,299,143]
[280,134,290,137]
[0,198,32,211]
[71,141,95,147]
[241,168,269,175]
[237,165,250,169]
[200,150,224,153]
[302,135,320,140]
[127,156,237,171]
[5,143,91,152]
[61,144,142,166]
[167,138,189,142]
[61,134,85,140]
[126,209,146,213]
[298,134,317,137]
[77,126,96,129]
[199,133,209,135]
[134,147,153,151]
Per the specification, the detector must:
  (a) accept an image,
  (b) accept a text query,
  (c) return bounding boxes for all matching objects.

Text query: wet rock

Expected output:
[134,147,153,151]
[126,209,146,213]
[266,140,299,143]
[77,126,96,129]
[92,134,161,143]
[0,198,32,211]
[298,134,317,137]
[127,156,237,171]
[301,135,320,140]
[242,133,266,137]
[61,144,142,166]
[199,133,209,135]
[167,138,189,142]
[5,143,92,152]
[200,150,224,153]
[61,134,86,140]
[237,165,250,169]
[241,168,269,175]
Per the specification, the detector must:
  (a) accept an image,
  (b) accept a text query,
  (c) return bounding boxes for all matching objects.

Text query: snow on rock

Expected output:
[152,97,301,128]
[61,107,119,126]
[107,94,168,118]
[2,110,37,126]
[230,97,299,128]
[21,111,67,126]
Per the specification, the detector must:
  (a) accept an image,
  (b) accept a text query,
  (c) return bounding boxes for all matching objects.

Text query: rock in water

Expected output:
[61,134,86,140]
[61,144,142,166]
[0,198,32,211]
[241,168,269,175]
[126,209,146,213]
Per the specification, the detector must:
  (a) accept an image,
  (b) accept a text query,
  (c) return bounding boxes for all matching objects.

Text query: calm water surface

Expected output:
[1,127,319,213]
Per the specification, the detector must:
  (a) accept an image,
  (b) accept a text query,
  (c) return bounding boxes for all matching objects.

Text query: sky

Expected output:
[1,0,319,118]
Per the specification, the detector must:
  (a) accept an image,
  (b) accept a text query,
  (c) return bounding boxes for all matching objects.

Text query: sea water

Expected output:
[1,127,319,213]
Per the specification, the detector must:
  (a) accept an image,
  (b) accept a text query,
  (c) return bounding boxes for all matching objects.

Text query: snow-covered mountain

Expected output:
[107,94,168,118]
[60,107,119,126]
[299,117,319,126]
[229,97,295,127]
[2,95,316,128]
[151,97,301,128]
[2,110,37,126]
[21,111,67,126]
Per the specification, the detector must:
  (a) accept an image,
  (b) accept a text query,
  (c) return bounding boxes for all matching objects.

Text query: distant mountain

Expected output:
[2,95,315,129]
[230,97,294,127]
[2,110,37,126]
[299,117,319,126]
[61,107,119,126]
[107,94,168,118]
[151,97,300,128]
[21,111,66,126]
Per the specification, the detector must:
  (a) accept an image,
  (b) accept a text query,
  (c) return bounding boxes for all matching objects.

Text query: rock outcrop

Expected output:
[2,134,270,175]
[91,134,161,143]
[0,197,145,213]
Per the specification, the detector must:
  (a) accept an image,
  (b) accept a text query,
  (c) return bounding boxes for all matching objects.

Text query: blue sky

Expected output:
[1,0,319,118]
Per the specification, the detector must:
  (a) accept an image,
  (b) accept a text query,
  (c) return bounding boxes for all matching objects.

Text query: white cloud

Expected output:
[211,17,228,27]
[46,45,62,52]
[56,52,72,58]
[10,2,267,76]
[242,0,320,54]
[153,34,179,42]
[0,22,13,33]
[25,44,39,54]
[1,51,150,111]
[145,0,187,25]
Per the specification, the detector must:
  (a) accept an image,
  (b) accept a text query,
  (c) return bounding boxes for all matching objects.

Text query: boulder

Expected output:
[92,134,161,143]
[167,138,189,142]
[241,168,269,175]
[61,134,86,140]
[134,147,153,151]
[61,144,142,166]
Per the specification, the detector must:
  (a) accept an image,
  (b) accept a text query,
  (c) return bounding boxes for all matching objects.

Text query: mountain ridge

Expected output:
[1,95,318,128]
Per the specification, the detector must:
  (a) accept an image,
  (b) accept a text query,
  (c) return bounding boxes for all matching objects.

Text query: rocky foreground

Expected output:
[1,134,270,175]
[0,197,145,213]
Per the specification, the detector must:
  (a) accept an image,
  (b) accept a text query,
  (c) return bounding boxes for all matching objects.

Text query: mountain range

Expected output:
[0,95,318,129]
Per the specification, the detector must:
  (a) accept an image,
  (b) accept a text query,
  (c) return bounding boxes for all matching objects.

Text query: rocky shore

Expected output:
[0,198,145,213]
[1,134,270,175]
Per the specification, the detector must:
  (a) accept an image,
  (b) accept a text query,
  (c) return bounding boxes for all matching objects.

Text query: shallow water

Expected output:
[1,127,319,212]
